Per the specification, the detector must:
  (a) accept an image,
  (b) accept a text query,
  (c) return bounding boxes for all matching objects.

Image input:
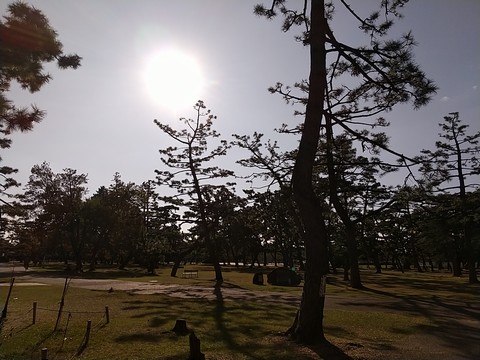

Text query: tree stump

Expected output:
[172,319,189,335]
[252,272,264,285]
[189,331,205,360]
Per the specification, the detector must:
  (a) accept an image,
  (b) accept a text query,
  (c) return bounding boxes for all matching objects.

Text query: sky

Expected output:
[2,0,479,196]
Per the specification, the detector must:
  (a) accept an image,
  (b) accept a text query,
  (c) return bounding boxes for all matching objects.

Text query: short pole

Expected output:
[41,347,48,360]
[1,277,15,319]
[85,320,92,346]
[33,302,37,324]
[189,331,205,360]
[105,306,110,324]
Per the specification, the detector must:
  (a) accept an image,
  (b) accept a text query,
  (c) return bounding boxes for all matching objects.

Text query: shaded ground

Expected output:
[1,264,479,359]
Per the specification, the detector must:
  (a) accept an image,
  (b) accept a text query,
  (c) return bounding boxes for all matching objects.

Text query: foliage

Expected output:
[254,0,437,343]
[0,1,81,195]
[154,101,235,281]
[418,112,480,192]
[417,112,480,283]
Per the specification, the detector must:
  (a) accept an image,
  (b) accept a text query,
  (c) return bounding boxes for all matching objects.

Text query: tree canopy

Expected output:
[0,1,81,195]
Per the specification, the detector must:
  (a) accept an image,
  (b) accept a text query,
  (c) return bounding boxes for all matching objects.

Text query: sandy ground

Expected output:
[1,264,479,359]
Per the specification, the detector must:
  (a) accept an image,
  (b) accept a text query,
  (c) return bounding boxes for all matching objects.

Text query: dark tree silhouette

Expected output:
[155,101,234,282]
[255,0,436,343]
[0,1,81,195]
[419,112,480,283]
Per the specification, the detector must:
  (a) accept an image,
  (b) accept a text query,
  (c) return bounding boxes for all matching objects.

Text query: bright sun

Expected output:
[143,47,205,113]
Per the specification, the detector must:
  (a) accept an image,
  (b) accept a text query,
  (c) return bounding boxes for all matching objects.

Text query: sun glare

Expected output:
[143,47,205,113]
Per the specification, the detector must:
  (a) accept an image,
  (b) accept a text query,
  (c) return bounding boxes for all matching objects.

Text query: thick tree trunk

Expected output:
[289,0,329,344]
[287,207,329,344]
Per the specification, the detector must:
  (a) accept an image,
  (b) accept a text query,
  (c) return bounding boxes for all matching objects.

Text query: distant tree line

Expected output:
[0,1,478,283]
[1,111,478,283]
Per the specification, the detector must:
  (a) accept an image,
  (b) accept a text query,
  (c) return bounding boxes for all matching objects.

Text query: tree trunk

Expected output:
[464,222,479,283]
[327,242,337,274]
[373,250,382,274]
[212,259,223,282]
[452,253,462,277]
[451,113,478,284]
[345,227,362,288]
[288,218,329,344]
[289,0,329,344]
[75,258,83,273]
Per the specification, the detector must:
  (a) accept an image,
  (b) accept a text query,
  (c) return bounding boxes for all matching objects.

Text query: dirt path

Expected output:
[2,265,479,359]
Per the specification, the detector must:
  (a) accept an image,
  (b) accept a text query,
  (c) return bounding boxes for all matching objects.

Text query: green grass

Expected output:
[1,285,299,360]
[0,284,433,360]
[1,264,478,359]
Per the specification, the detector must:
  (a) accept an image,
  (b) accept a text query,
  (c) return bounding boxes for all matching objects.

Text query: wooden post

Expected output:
[188,331,205,360]
[76,320,92,356]
[1,277,15,319]
[33,302,37,324]
[85,320,92,346]
[54,278,69,331]
[41,347,48,360]
[105,306,110,324]
[172,319,189,335]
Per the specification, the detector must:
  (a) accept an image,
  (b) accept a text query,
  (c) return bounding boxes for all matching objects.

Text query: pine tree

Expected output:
[255,0,436,343]
[0,1,81,195]
[419,112,479,283]
[155,101,234,282]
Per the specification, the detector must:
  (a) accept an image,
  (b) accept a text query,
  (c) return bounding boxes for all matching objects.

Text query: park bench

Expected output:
[182,269,198,278]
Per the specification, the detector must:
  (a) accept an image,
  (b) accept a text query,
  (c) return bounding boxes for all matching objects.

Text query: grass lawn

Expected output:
[1,264,479,359]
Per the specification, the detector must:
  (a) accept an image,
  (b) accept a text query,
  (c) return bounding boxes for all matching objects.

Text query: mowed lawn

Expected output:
[0,264,479,359]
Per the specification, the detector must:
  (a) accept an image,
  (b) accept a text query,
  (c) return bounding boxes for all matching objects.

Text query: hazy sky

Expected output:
[2,0,479,195]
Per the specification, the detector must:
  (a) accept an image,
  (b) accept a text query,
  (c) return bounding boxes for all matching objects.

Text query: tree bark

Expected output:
[289,0,329,344]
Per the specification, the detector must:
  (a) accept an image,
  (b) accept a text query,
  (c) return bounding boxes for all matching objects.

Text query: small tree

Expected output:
[155,101,234,282]
[419,112,480,283]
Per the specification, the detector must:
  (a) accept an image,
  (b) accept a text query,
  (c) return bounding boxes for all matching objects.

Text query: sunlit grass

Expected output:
[0,285,299,360]
[2,263,478,359]
[0,283,434,360]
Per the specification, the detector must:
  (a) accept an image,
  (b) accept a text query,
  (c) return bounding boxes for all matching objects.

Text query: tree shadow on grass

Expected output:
[0,262,174,282]
[28,330,56,357]
[213,283,232,346]
[213,282,261,358]
[307,339,355,360]
[115,332,163,343]
[359,286,480,359]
